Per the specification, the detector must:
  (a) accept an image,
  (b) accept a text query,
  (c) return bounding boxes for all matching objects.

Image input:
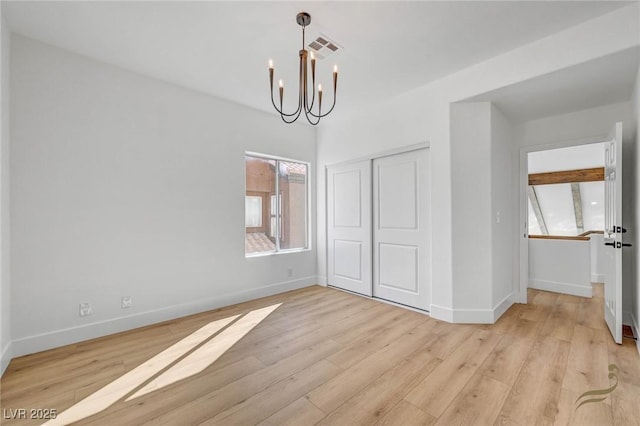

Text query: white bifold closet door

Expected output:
[327,160,372,296]
[327,148,430,310]
[373,149,430,310]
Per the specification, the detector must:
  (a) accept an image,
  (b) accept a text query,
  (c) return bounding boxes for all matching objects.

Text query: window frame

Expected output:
[245,152,311,257]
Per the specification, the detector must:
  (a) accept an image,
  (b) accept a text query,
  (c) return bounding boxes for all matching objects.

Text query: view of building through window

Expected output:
[245,155,308,255]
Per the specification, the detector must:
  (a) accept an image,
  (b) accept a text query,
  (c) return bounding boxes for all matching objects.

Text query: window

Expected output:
[245,196,263,228]
[245,154,309,255]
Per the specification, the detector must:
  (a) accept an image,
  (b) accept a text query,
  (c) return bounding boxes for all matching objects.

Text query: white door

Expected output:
[603,122,623,344]
[372,149,430,310]
[327,160,372,296]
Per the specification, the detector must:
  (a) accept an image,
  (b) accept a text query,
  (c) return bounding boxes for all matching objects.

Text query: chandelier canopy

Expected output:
[268,12,338,125]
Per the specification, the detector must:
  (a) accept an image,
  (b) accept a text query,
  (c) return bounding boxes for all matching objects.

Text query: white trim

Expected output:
[325,141,430,169]
[1,341,11,376]
[11,277,316,358]
[591,273,605,283]
[429,304,454,322]
[529,279,593,298]
[493,294,514,322]
[451,308,495,324]
[316,275,327,286]
[433,294,514,324]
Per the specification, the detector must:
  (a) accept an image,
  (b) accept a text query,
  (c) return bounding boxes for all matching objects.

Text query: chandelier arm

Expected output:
[307,94,336,118]
[302,103,321,125]
[269,90,301,117]
[280,102,304,124]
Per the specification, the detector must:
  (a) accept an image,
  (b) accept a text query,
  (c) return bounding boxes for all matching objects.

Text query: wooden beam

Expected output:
[570,183,584,233]
[528,167,604,186]
[527,186,548,235]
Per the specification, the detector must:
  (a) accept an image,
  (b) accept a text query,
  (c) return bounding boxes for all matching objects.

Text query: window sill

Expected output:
[245,248,311,258]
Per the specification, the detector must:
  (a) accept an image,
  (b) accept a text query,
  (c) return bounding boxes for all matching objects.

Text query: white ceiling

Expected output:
[467,47,640,122]
[2,1,633,119]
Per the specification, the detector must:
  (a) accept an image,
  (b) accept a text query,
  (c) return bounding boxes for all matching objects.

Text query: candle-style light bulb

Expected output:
[310,52,314,60]
[279,80,283,88]
[268,59,274,90]
[318,83,322,92]
[333,65,338,93]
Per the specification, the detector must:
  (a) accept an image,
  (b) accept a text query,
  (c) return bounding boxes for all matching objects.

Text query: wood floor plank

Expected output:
[418,323,477,360]
[539,301,578,342]
[138,340,343,425]
[405,329,502,418]
[562,325,610,394]
[256,397,326,426]
[202,360,342,425]
[327,310,426,369]
[317,349,441,425]
[375,400,436,426]
[307,327,436,414]
[477,334,534,387]
[434,373,510,426]
[495,336,571,425]
[80,355,267,425]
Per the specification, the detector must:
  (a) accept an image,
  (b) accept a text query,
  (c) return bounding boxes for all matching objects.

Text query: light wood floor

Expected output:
[1,285,639,425]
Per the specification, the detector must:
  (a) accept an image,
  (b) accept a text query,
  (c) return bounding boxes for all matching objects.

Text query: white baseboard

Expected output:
[493,294,514,322]
[316,275,327,286]
[591,273,604,283]
[430,294,514,324]
[429,304,454,323]
[529,279,592,298]
[11,277,317,358]
[1,341,11,376]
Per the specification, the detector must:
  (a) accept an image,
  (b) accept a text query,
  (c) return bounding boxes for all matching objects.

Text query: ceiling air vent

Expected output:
[307,34,342,60]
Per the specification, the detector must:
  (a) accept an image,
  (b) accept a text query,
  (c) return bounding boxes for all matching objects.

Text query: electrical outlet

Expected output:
[79,302,93,317]
[287,268,294,277]
[121,296,132,309]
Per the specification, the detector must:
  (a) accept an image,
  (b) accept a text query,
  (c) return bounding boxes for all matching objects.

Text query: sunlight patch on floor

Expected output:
[43,303,281,426]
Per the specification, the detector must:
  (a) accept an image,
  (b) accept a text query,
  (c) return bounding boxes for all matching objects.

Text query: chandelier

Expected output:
[268,12,338,125]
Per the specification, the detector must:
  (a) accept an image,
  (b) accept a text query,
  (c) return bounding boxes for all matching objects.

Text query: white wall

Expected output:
[450,102,492,312]
[1,10,11,375]
[529,239,592,297]
[10,36,317,357]
[516,102,633,147]
[448,102,514,320]
[590,233,605,283]
[491,105,514,309]
[318,4,639,323]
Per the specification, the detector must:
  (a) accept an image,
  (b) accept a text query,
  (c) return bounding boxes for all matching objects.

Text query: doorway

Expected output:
[519,123,624,343]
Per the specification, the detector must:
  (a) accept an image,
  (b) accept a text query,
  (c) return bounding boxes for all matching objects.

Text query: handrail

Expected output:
[578,230,604,237]
[528,235,590,241]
